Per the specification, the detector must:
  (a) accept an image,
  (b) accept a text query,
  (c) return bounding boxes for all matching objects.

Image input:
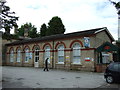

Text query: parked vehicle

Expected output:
[104,62,120,83]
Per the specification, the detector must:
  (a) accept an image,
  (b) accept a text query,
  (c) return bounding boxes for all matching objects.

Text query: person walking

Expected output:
[43,58,49,71]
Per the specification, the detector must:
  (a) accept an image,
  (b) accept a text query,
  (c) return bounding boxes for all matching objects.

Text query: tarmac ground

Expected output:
[1,66,120,89]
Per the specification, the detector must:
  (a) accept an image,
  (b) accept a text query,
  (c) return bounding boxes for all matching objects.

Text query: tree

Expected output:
[0,0,18,34]
[46,16,66,36]
[17,23,39,38]
[29,27,38,38]
[40,23,47,37]
[16,25,24,36]
[109,0,120,14]
[109,0,120,41]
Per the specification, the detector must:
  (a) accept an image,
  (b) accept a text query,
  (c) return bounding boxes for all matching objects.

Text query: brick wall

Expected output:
[5,30,112,71]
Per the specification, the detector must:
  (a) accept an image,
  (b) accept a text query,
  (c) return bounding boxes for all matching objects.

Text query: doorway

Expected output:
[34,48,39,67]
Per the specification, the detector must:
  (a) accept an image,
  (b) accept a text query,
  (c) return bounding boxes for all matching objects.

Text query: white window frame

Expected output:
[25,48,29,62]
[10,49,14,62]
[58,45,64,64]
[44,46,50,63]
[72,43,81,64]
[17,49,21,62]
[102,52,110,64]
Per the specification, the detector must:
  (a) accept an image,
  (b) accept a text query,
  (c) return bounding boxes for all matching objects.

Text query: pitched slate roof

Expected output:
[6,27,114,46]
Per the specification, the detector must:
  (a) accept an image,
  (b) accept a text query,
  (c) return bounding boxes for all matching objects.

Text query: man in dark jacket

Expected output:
[43,58,49,71]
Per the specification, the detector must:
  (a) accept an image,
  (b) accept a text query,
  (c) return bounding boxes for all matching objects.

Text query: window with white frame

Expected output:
[10,49,14,62]
[102,52,110,64]
[44,46,50,63]
[25,48,29,62]
[72,43,81,64]
[58,45,64,64]
[17,49,21,62]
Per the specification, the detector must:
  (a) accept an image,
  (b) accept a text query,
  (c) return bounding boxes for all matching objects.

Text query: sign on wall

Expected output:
[84,37,90,48]
[85,57,91,61]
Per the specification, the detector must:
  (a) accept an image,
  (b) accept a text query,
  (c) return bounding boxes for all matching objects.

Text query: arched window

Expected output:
[58,45,64,64]
[25,48,29,62]
[44,46,50,63]
[72,43,81,64]
[17,48,21,62]
[10,49,14,62]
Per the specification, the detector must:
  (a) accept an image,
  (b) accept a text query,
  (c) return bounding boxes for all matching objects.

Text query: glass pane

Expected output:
[45,51,50,57]
[35,51,39,56]
[73,43,80,49]
[10,50,14,62]
[113,64,119,71]
[35,57,38,62]
[45,46,50,51]
[73,56,80,63]
[73,49,80,56]
[73,43,81,56]
[102,54,110,64]
[25,57,27,61]
[17,58,20,62]
[58,45,64,63]
[17,49,21,62]
[58,45,64,50]
[35,51,37,55]
[44,46,50,63]
[58,50,64,56]
[119,64,120,69]
[58,56,64,62]
[37,57,39,61]
[25,48,29,62]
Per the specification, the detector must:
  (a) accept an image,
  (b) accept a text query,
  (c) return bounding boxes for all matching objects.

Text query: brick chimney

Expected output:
[24,25,29,38]
[24,28,29,38]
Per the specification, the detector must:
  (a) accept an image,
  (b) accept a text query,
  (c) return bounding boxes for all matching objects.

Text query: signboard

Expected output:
[85,57,91,61]
[104,46,111,50]
[84,37,90,48]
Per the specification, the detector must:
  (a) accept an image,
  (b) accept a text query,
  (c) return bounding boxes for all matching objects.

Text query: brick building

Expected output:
[5,27,118,72]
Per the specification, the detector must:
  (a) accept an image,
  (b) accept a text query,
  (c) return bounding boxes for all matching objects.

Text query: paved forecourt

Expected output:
[2,66,105,88]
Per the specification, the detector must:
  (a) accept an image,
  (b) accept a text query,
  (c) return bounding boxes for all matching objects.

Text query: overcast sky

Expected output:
[6,0,119,40]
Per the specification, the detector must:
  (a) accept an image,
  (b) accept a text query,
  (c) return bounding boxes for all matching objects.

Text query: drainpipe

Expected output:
[22,44,24,67]
[118,10,120,41]
[115,3,120,62]
[52,40,54,69]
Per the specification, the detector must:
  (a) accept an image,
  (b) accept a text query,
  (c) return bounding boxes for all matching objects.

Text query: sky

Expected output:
[5,0,120,40]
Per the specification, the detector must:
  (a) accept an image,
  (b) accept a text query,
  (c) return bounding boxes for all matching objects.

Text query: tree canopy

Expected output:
[40,23,47,37]
[0,0,18,34]
[40,16,66,37]
[109,0,120,14]
[46,16,66,36]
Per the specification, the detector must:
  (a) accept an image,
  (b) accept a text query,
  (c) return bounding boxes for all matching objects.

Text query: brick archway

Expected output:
[55,41,66,49]
[23,45,30,52]
[32,44,40,51]
[42,43,52,50]
[9,47,14,53]
[16,46,21,52]
[69,40,83,48]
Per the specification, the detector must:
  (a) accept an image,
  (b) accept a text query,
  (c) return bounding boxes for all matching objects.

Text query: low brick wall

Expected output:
[96,64,108,72]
